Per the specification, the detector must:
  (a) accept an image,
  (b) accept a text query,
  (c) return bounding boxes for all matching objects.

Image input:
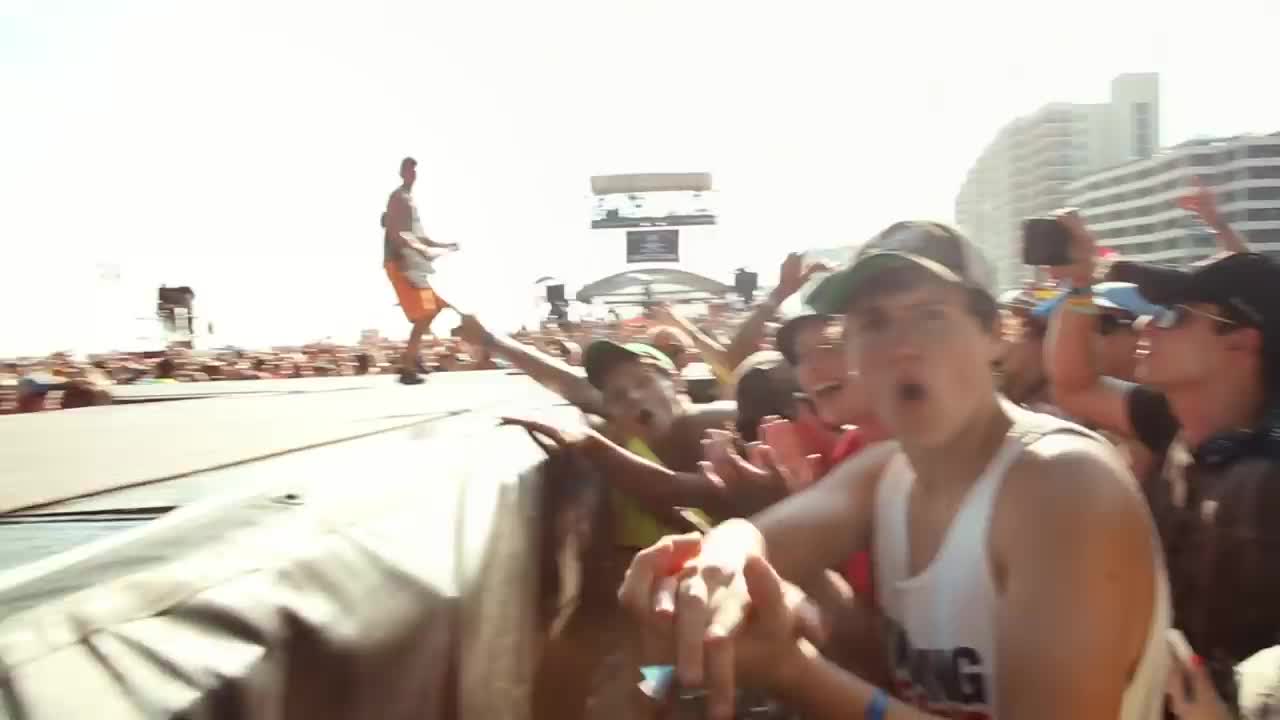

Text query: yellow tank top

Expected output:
[613,438,713,548]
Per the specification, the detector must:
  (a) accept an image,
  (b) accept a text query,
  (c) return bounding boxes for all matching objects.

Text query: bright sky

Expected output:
[2,0,1277,354]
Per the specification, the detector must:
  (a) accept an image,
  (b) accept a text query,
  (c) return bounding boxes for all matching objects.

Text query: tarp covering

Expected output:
[0,421,556,720]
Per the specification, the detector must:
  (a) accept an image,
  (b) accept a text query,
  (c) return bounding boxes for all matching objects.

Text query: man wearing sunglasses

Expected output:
[1045,211,1280,711]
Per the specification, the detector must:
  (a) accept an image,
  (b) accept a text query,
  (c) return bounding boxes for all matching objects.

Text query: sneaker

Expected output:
[399,372,425,386]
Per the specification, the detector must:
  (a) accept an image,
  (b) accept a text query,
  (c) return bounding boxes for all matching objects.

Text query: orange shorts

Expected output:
[385,261,446,323]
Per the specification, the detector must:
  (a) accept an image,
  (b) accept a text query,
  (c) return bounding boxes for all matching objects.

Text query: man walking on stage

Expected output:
[382,156,458,385]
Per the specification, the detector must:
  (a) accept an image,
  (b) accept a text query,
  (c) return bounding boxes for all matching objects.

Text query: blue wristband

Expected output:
[865,688,889,720]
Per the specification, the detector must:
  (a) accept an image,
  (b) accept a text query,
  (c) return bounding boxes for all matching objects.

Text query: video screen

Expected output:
[591,190,716,229]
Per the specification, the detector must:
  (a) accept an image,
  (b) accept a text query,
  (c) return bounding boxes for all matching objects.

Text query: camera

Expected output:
[1021,217,1072,266]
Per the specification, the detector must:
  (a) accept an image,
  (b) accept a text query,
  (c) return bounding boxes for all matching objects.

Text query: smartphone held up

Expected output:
[1021,217,1072,267]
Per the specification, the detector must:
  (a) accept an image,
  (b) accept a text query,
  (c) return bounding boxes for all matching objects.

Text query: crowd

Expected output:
[0,302,775,414]
[476,182,1278,719]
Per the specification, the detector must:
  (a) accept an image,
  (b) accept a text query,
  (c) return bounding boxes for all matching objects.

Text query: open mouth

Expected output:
[635,408,656,427]
[897,381,926,404]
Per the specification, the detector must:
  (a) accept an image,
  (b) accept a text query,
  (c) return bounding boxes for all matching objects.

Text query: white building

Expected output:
[955,73,1160,289]
[1068,133,1280,264]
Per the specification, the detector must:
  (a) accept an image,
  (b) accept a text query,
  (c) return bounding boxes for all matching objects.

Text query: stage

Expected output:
[0,370,568,515]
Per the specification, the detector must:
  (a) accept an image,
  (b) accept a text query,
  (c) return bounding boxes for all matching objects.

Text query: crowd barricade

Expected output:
[0,416,618,720]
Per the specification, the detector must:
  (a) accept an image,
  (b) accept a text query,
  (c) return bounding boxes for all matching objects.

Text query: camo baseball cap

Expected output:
[808,221,995,314]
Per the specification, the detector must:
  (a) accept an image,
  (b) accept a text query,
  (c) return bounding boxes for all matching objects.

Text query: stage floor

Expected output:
[0,371,569,515]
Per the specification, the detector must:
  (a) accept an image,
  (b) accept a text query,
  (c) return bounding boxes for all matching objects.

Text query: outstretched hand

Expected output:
[732,554,827,690]
[701,421,821,502]
[499,415,595,450]
[773,252,830,302]
[1165,641,1231,720]
[758,417,823,492]
[617,532,827,718]
[700,430,788,512]
[1177,177,1223,229]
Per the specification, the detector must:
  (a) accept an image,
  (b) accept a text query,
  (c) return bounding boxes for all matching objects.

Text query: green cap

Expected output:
[584,340,678,389]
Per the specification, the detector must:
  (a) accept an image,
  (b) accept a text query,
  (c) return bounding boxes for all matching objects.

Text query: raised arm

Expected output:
[457,315,606,415]
[649,303,735,380]
[616,442,895,714]
[582,429,737,517]
[723,253,830,374]
[1182,177,1250,254]
[502,415,735,519]
[699,441,894,591]
[1044,211,1138,436]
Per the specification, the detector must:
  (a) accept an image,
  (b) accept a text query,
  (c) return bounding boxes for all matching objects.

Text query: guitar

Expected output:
[397,232,458,287]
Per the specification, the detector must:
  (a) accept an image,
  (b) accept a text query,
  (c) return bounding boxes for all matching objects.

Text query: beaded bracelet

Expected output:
[1064,296,1100,315]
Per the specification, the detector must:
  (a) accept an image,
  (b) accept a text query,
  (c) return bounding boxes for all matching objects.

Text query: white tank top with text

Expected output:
[872,412,1170,719]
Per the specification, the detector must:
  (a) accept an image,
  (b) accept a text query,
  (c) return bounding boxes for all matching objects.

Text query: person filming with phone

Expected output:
[1043,208,1280,713]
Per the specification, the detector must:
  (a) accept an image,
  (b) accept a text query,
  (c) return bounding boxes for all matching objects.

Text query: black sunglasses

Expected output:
[1148,304,1239,331]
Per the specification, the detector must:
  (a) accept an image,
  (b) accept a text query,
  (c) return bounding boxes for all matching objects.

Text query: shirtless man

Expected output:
[619,221,1171,719]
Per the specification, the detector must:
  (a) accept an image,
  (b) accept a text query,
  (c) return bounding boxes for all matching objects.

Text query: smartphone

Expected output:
[1022,217,1072,266]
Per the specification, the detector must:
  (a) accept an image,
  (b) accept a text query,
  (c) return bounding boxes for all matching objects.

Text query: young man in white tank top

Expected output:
[619,221,1171,719]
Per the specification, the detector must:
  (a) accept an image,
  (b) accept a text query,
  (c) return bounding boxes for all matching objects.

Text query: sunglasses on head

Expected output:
[1148,304,1240,331]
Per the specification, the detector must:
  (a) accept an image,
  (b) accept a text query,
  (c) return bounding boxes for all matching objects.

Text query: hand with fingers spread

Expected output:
[702,421,820,501]
[1178,176,1224,230]
[758,417,823,493]
[499,414,597,451]
[772,252,830,304]
[732,554,828,691]
[618,521,827,719]
[699,430,788,513]
[619,529,752,718]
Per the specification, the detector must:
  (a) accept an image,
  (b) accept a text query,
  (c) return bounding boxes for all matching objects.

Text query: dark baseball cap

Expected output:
[808,221,995,314]
[584,340,678,390]
[1111,252,1280,370]
[775,314,830,366]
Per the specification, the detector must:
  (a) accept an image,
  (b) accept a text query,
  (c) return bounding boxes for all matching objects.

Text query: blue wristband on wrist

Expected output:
[866,688,889,720]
